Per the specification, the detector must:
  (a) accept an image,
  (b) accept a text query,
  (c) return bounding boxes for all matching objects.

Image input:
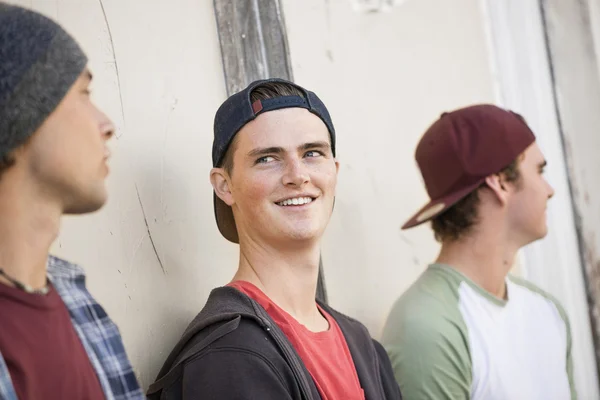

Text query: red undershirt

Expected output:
[0,282,105,400]
[229,280,365,400]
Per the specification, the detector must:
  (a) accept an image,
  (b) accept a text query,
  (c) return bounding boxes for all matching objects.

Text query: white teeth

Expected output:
[278,197,313,206]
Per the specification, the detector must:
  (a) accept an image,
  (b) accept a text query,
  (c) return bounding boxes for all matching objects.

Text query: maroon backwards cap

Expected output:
[402,104,536,229]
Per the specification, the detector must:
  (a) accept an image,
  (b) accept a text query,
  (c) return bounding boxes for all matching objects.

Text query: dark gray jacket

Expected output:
[147,287,402,399]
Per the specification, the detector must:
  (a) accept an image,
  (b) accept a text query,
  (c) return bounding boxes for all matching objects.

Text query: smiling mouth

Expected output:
[276,196,315,206]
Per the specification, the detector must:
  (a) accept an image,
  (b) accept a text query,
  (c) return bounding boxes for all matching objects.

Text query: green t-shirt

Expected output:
[381,264,575,400]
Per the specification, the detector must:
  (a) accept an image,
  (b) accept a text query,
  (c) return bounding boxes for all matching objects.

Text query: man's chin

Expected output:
[63,190,108,215]
[526,226,549,245]
[281,225,326,243]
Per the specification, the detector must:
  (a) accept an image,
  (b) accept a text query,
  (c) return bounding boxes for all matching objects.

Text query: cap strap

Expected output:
[251,95,309,116]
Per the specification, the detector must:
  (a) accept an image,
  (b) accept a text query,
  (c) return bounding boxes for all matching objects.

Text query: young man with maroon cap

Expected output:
[381,104,575,399]
[148,79,401,400]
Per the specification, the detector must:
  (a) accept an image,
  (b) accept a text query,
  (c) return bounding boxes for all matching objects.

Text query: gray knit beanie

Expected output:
[0,3,88,159]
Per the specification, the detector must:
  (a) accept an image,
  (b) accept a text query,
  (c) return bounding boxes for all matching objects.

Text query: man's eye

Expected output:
[305,150,323,158]
[256,156,275,164]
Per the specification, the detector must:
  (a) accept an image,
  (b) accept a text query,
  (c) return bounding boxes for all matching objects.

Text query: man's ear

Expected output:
[484,173,509,206]
[333,158,340,196]
[210,168,235,206]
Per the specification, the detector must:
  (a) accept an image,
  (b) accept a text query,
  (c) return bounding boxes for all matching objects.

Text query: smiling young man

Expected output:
[0,3,143,399]
[381,105,575,399]
[148,79,401,400]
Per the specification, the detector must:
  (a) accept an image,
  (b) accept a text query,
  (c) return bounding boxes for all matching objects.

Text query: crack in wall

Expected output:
[135,185,166,275]
[99,0,126,137]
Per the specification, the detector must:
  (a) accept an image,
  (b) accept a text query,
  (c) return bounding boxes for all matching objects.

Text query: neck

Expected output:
[436,226,520,299]
[233,236,324,329]
[0,175,61,290]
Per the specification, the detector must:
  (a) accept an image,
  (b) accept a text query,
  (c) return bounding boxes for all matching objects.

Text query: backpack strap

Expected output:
[146,315,241,396]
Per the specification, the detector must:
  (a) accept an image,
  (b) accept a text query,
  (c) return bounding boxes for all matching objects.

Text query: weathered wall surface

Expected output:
[542,0,600,379]
[282,0,496,337]
[14,0,495,388]
[12,0,231,386]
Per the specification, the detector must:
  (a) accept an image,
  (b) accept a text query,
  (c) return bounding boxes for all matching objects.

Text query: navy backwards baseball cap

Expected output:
[212,78,336,243]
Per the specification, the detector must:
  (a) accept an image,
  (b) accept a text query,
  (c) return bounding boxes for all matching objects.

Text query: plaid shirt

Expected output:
[0,256,144,400]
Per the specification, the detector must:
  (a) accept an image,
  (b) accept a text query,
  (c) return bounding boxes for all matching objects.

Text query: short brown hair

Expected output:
[219,81,306,176]
[431,158,522,242]
[0,153,16,179]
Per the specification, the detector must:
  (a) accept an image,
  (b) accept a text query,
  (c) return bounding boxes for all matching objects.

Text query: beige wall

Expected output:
[12,0,232,386]
[283,0,495,336]
[11,0,495,389]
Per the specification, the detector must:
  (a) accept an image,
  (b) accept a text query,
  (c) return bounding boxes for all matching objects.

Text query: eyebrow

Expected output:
[247,141,332,158]
[301,141,331,152]
[247,146,285,158]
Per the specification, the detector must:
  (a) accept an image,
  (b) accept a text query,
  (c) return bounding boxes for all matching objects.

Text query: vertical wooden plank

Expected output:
[316,257,328,304]
[213,0,328,303]
[541,0,600,378]
[213,0,293,96]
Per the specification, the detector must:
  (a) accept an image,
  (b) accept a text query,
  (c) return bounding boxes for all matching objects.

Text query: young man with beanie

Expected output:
[148,78,401,400]
[382,104,575,399]
[0,3,143,399]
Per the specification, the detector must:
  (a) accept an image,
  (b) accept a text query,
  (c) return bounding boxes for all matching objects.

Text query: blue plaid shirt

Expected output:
[0,256,144,400]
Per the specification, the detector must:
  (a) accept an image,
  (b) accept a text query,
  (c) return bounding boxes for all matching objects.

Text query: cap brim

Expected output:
[401,179,485,230]
[214,193,239,243]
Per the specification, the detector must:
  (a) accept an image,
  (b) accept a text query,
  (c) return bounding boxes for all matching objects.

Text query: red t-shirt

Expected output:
[229,280,365,400]
[0,282,105,400]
